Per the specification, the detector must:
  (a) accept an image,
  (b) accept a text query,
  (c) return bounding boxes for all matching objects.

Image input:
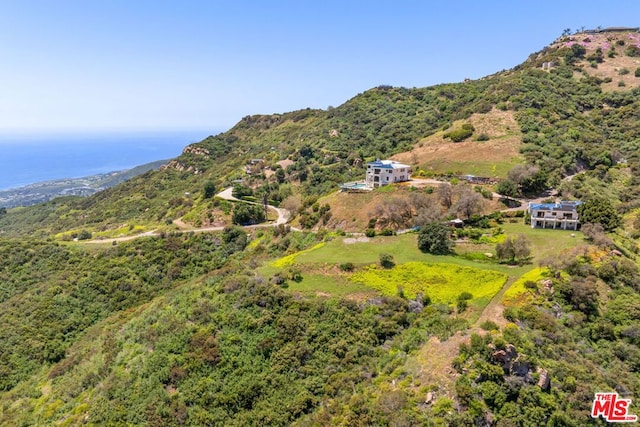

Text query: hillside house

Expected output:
[365,160,410,188]
[529,201,582,230]
[582,27,639,34]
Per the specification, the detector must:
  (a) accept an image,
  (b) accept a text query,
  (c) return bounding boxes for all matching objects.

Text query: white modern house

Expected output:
[365,160,411,189]
[528,201,582,230]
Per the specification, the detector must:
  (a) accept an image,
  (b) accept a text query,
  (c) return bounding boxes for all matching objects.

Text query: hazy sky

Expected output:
[1,1,639,134]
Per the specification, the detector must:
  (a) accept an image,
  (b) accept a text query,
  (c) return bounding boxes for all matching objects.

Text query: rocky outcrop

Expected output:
[160,160,202,175]
[492,344,551,391]
[491,344,518,369]
[537,368,551,391]
[182,145,210,156]
[540,279,554,295]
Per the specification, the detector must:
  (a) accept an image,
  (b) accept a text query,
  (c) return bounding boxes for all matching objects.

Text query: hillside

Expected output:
[2,29,640,426]
[2,29,640,237]
[393,109,523,178]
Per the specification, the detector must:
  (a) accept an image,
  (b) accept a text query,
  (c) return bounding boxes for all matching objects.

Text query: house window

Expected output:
[537,212,544,218]
[374,169,381,174]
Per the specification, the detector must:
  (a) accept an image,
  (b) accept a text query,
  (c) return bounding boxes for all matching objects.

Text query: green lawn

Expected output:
[499,222,585,263]
[260,223,587,304]
[285,274,375,297]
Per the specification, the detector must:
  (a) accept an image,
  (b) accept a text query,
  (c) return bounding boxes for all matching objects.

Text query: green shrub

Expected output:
[365,228,376,237]
[619,68,630,75]
[476,133,490,141]
[457,299,468,313]
[480,320,499,331]
[625,46,640,57]
[458,292,473,301]
[339,262,355,272]
[379,253,395,269]
[504,307,518,322]
[474,102,492,114]
[635,68,640,77]
[77,230,92,240]
[444,123,475,142]
[232,203,265,225]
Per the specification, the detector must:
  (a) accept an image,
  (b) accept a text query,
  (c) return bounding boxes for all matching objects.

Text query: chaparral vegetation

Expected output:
[3,27,640,426]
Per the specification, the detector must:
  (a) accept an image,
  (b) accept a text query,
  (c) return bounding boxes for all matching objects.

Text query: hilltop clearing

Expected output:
[547,30,640,91]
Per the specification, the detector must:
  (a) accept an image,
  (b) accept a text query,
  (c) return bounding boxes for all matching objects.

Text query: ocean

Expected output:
[0,130,215,190]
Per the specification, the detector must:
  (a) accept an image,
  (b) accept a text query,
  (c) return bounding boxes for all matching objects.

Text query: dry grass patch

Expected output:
[549,32,640,91]
[393,109,523,178]
[322,187,413,232]
[579,55,640,91]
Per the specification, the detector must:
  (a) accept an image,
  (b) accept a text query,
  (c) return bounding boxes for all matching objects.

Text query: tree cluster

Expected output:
[577,198,621,231]
[496,234,531,264]
[417,222,453,255]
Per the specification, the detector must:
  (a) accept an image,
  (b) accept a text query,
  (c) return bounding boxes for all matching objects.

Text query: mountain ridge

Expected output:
[2,28,640,426]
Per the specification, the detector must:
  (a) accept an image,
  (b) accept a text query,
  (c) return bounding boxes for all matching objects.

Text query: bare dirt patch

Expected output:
[344,292,378,302]
[343,236,370,244]
[322,190,384,232]
[277,159,294,169]
[408,333,469,399]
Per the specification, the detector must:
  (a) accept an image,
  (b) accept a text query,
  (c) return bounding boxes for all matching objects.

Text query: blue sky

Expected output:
[1,1,639,134]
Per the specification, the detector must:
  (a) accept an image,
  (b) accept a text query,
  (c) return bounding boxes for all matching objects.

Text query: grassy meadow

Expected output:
[351,262,507,305]
[262,223,587,312]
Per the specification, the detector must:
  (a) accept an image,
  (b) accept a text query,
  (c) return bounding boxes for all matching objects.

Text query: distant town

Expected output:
[0,159,167,208]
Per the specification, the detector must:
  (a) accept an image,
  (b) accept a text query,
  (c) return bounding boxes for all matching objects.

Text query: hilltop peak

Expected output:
[523,27,640,91]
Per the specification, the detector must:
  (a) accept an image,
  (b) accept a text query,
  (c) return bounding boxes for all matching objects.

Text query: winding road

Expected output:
[85,187,292,243]
[84,175,568,244]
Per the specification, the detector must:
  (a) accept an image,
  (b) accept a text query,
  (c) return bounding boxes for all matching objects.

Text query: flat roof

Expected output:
[366,159,410,169]
[529,201,583,212]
